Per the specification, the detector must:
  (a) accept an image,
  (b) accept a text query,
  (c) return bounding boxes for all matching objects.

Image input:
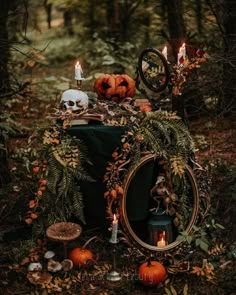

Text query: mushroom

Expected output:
[44,250,56,260]
[46,222,82,258]
[27,271,52,285]
[61,259,73,271]
[28,262,43,272]
[47,259,62,272]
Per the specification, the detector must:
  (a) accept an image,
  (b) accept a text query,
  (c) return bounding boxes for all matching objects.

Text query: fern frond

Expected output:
[46,150,63,194]
[72,188,86,224]
[141,127,166,158]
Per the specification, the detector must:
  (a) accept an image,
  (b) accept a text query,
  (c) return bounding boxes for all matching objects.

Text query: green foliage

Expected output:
[10,240,35,264]
[103,108,196,225]
[48,0,79,10]
[25,125,94,236]
[139,111,195,163]
[0,113,19,146]
[176,219,225,253]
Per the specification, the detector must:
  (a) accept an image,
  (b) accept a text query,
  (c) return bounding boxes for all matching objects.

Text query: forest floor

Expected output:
[0,17,236,295]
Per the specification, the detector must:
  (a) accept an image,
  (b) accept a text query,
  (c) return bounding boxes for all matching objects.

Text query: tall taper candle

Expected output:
[75,61,83,80]
[110,214,118,243]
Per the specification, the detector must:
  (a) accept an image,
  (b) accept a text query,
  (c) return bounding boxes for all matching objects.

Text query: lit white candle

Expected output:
[110,214,118,243]
[162,46,168,60]
[178,43,186,65]
[180,43,186,59]
[177,49,182,65]
[75,61,83,80]
[157,231,166,248]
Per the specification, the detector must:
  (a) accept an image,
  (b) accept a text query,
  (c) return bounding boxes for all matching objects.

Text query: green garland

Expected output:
[25,125,93,237]
[103,109,196,232]
[25,102,195,238]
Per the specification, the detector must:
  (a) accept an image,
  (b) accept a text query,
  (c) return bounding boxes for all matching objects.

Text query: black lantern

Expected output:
[147,210,174,247]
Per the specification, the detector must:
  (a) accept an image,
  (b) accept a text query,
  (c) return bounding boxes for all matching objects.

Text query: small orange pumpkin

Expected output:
[69,236,96,267]
[138,260,166,286]
[69,248,93,267]
[94,74,136,103]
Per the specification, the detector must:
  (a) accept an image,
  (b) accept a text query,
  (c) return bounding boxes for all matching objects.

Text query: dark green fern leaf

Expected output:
[72,189,86,224]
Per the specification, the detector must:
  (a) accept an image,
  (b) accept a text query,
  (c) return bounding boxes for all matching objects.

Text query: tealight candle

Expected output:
[75,61,83,80]
[157,231,166,248]
[110,214,118,243]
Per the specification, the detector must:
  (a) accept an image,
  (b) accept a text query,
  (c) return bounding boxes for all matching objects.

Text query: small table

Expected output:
[68,124,126,228]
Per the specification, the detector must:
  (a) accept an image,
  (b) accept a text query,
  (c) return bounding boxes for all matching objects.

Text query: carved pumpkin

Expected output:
[138,260,166,286]
[94,74,136,103]
[69,248,93,267]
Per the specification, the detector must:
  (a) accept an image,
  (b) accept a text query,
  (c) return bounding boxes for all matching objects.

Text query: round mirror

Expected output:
[120,154,199,252]
[137,48,170,93]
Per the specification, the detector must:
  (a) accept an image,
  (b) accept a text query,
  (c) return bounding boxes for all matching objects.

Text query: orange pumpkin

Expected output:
[69,248,93,267]
[94,74,136,103]
[138,260,166,286]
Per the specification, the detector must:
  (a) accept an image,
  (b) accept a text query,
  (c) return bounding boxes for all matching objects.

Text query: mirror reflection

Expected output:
[137,48,170,93]
[121,154,199,251]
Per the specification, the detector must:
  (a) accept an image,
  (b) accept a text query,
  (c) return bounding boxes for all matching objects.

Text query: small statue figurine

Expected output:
[150,175,170,212]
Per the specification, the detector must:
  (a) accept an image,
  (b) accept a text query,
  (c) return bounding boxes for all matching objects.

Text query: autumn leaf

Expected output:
[31,213,38,219]
[191,266,202,275]
[25,218,33,225]
[29,200,37,208]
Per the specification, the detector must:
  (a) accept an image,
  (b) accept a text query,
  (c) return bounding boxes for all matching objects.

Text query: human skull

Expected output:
[60,89,89,112]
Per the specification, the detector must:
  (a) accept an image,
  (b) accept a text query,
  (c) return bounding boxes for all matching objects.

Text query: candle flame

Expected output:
[113,214,117,221]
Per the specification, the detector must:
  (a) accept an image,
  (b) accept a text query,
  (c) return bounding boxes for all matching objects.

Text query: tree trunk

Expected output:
[196,0,203,34]
[0,0,10,94]
[44,0,52,29]
[165,0,186,58]
[143,0,151,45]
[222,0,236,114]
[165,0,186,119]
[63,10,74,35]
[88,0,95,36]
[0,0,11,186]
[106,0,120,38]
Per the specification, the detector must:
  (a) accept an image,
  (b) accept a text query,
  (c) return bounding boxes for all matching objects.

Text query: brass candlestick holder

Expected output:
[106,240,122,281]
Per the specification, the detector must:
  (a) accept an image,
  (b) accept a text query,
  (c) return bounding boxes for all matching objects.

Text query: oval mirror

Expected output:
[120,154,199,252]
[137,48,170,93]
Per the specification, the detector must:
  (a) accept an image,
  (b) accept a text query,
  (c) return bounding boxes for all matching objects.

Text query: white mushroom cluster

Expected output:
[44,250,73,272]
[27,250,73,276]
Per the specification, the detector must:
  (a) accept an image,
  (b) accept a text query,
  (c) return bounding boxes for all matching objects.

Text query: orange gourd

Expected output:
[69,236,97,267]
[69,248,93,267]
[94,74,136,103]
[138,260,166,286]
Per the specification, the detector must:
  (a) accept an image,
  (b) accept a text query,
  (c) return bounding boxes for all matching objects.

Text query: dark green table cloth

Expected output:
[68,124,156,229]
[68,125,126,227]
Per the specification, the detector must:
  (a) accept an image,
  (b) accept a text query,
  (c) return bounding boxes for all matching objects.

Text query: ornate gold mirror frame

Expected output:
[135,47,171,96]
[120,154,199,252]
